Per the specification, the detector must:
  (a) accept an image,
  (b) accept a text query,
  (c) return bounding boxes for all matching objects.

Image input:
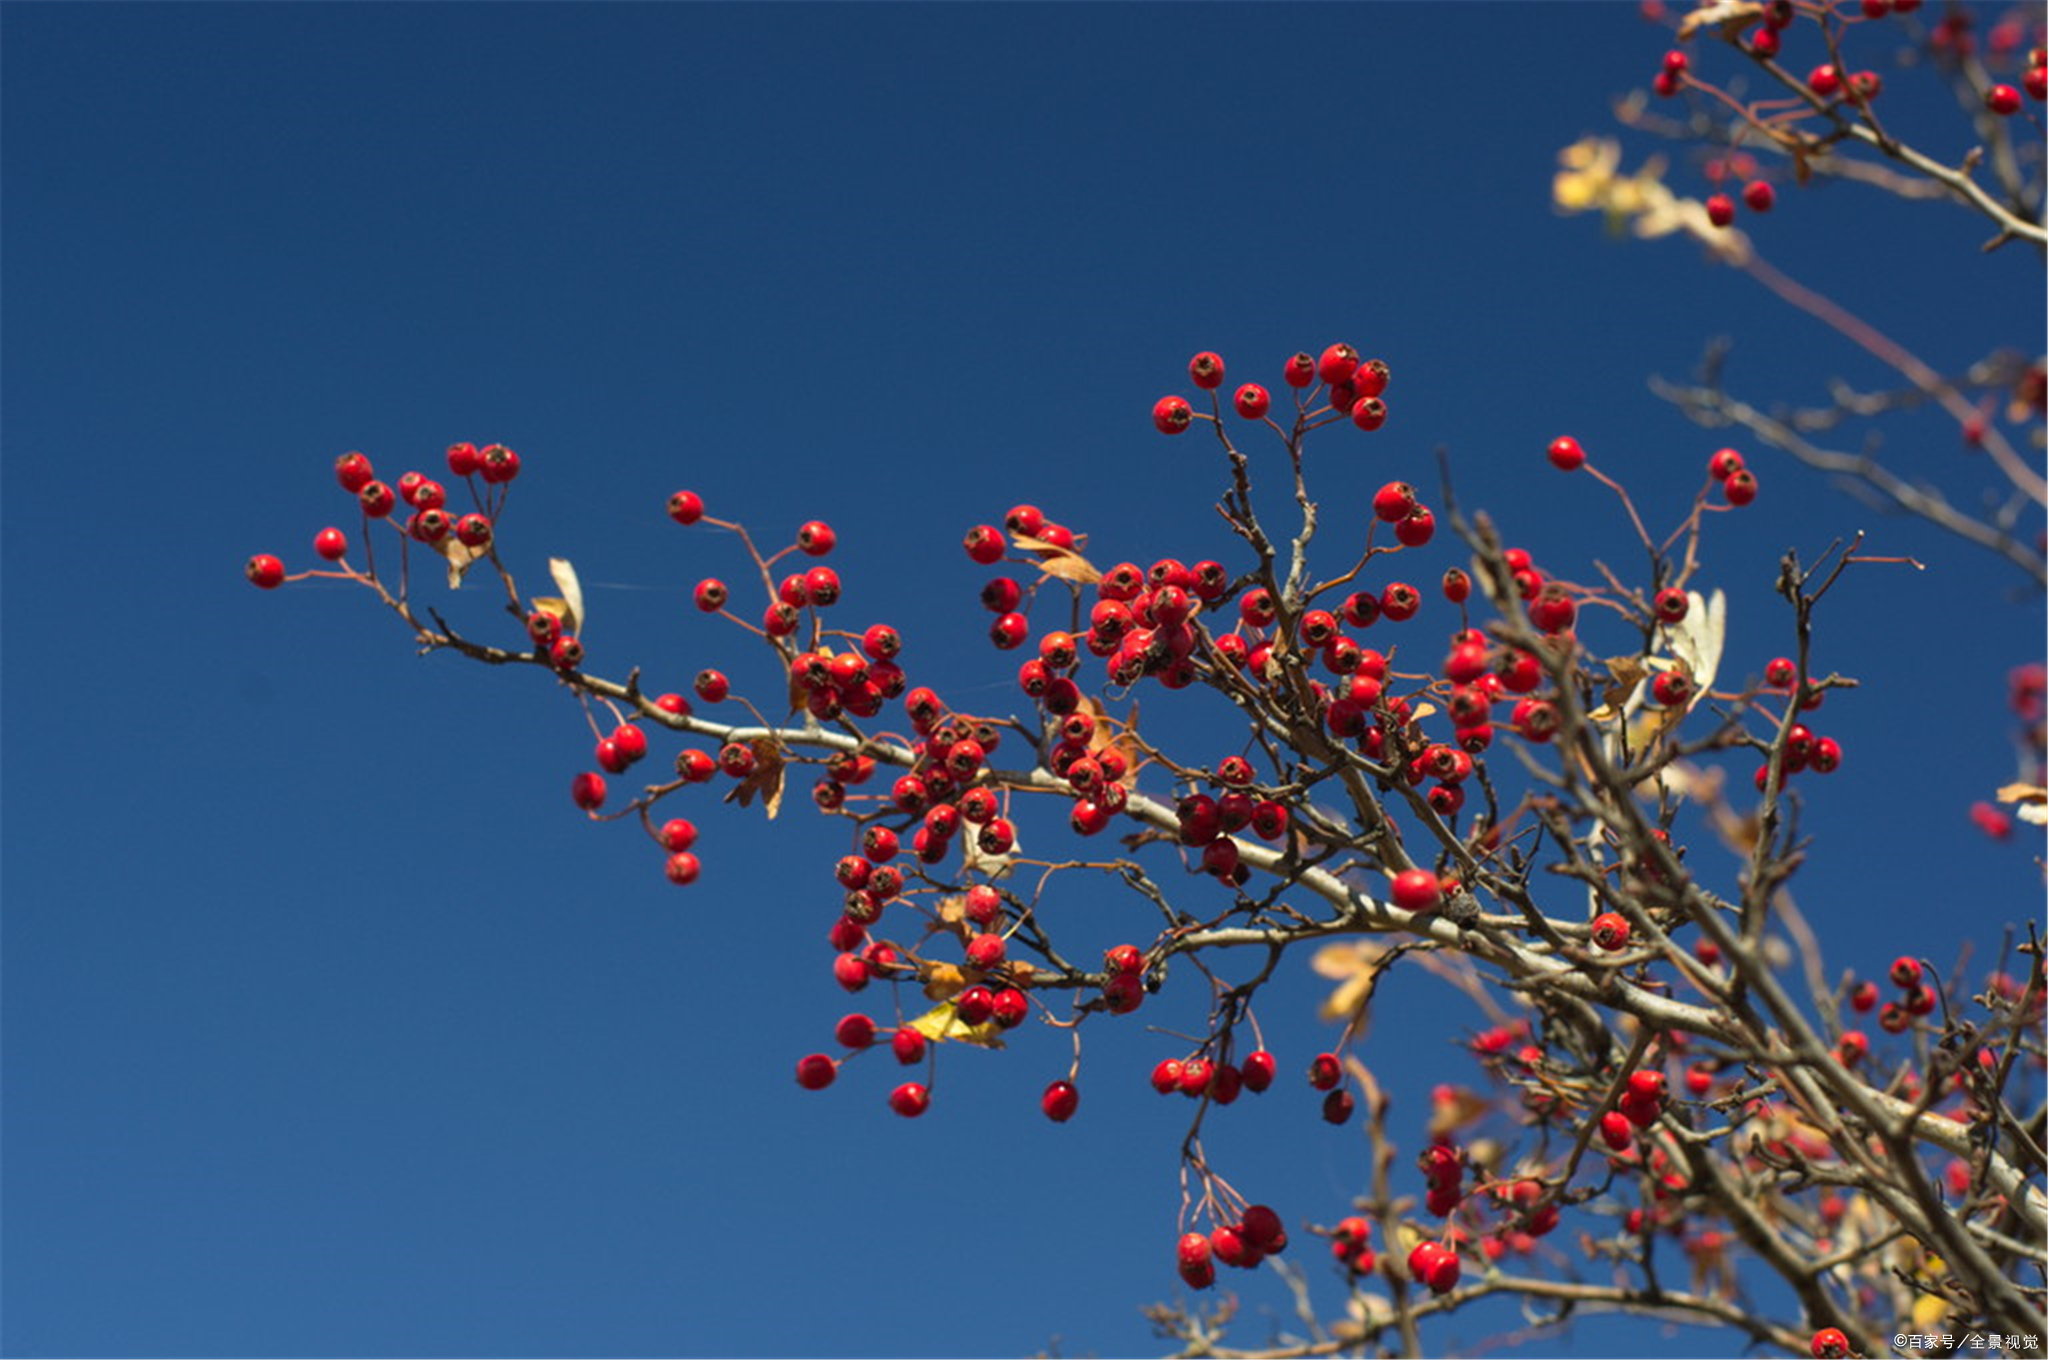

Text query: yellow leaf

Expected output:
[922,963,968,1001]
[547,557,584,636]
[1996,782,2047,806]
[906,1000,1006,1049]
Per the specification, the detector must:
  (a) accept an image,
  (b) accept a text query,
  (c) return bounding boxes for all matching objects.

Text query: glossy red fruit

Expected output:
[1653,587,1689,623]
[796,520,836,556]
[548,635,584,670]
[1188,351,1225,389]
[888,1082,930,1118]
[335,451,375,492]
[1765,656,1797,688]
[1722,468,1759,505]
[570,771,607,810]
[1987,83,2022,115]
[1591,912,1631,952]
[1233,383,1270,419]
[313,528,348,561]
[358,480,397,518]
[1742,179,1775,213]
[695,669,730,703]
[478,444,520,484]
[693,578,728,613]
[1041,1079,1080,1122]
[1810,1328,1850,1359]
[835,1014,876,1050]
[1395,507,1435,547]
[1705,193,1735,228]
[1152,395,1193,435]
[963,524,1006,564]
[1708,447,1745,479]
[1651,670,1692,707]
[1317,343,1360,387]
[1547,436,1586,471]
[1809,64,1842,97]
[794,1054,837,1090]
[1307,1052,1342,1091]
[1371,481,1417,523]
[445,442,480,477]
[246,554,286,589]
[668,491,704,525]
[1390,868,1441,913]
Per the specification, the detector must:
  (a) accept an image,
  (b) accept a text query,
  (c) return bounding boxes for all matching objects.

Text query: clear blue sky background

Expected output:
[4,4,2040,1357]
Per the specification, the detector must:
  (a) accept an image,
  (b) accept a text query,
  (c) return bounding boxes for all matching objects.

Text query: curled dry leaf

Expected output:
[1312,939,1396,1026]
[1661,589,1725,700]
[433,535,482,589]
[921,962,968,1002]
[1012,533,1102,585]
[1676,0,1764,41]
[723,739,785,819]
[548,557,584,635]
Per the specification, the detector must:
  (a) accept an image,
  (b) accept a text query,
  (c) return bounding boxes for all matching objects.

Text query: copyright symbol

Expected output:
[1894,1336,1909,1350]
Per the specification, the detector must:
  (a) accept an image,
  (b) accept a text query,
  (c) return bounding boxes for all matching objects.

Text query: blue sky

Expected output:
[4,4,2041,1357]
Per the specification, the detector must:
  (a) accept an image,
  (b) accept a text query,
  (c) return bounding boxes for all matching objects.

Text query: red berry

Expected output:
[694,669,729,703]
[1591,912,1631,952]
[358,480,397,518]
[1233,383,1270,419]
[963,524,1007,564]
[1742,179,1775,213]
[2026,65,2048,101]
[313,528,347,561]
[446,442,479,477]
[965,932,1007,970]
[668,491,704,525]
[571,771,607,810]
[1722,468,1759,505]
[334,451,375,492]
[548,635,584,670]
[1389,868,1441,913]
[1317,343,1360,387]
[804,566,841,607]
[890,1028,925,1064]
[1705,193,1736,228]
[1708,448,1745,480]
[888,1082,930,1118]
[794,1054,837,1090]
[1152,395,1193,435]
[1395,507,1435,547]
[1653,587,1689,623]
[1765,656,1797,688]
[1188,351,1225,390]
[1307,1052,1342,1091]
[1282,352,1317,388]
[1811,1328,1850,1359]
[1650,670,1693,707]
[797,521,836,556]
[477,444,520,484]
[1350,397,1387,431]
[1810,64,1842,96]
[1372,481,1417,523]
[1987,83,2022,116]
[1547,435,1586,471]
[245,554,286,589]
[693,578,728,612]
[1041,1079,1080,1122]
[1321,1088,1355,1124]
[1599,1110,1634,1151]
[1241,1050,1276,1092]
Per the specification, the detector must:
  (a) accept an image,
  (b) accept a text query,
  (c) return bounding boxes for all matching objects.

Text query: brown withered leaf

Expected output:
[1313,939,1397,1027]
[1077,695,1144,783]
[723,740,785,819]
[1012,533,1102,585]
[1427,1085,1490,1140]
[1598,654,1649,716]
[934,894,970,928]
[1999,782,2048,826]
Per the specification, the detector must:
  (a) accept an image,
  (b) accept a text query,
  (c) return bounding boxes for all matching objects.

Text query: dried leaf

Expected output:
[1676,0,1764,40]
[1597,654,1649,717]
[922,963,968,1002]
[1428,1086,1490,1139]
[723,740,785,820]
[1662,589,1725,700]
[906,999,1006,1049]
[1012,533,1104,586]
[1996,782,2047,806]
[934,895,970,928]
[432,535,481,588]
[1075,695,1143,783]
[545,557,584,636]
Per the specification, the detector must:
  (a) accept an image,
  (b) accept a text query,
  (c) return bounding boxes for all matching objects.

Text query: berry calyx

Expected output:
[1153,396,1193,435]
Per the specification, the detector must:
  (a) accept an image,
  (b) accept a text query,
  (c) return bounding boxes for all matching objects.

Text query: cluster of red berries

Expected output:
[1153,343,1392,436]
[1327,1215,1376,1276]
[1405,1238,1461,1295]
[245,443,506,592]
[1145,1046,1279,1106]
[1846,955,1940,1035]
[1988,44,2047,112]
[1176,1203,1289,1289]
